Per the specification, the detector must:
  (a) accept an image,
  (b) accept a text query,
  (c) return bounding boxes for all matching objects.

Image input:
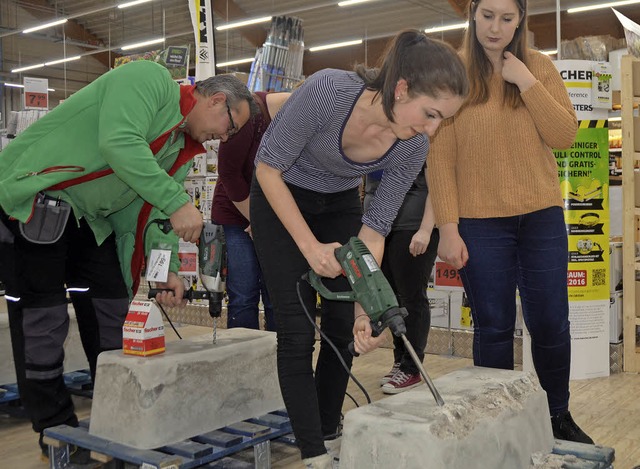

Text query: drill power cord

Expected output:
[296,277,372,407]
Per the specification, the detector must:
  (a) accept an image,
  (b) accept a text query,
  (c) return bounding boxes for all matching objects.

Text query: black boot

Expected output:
[551,410,594,444]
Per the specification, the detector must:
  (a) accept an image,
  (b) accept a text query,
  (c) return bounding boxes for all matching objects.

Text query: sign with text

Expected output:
[433,260,464,290]
[23,77,48,110]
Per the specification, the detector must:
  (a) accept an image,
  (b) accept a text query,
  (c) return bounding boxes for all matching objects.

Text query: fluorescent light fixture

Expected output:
[12,63,45,73]
[22,18,67,34]
[118,0,153,8]
[217,58,254,67]
[338,0,374,6]
[541,49,558,55]
[568,0,640,13]
[3,83,55,92]
[309,39,363,52]
[45,56,81,66]
[216,16,272,31]
[609,116,622,121]
[425,21,468,34]
[121,37,165,51]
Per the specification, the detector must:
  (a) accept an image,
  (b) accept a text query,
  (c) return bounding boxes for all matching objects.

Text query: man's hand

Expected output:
[153,272,187,307]
[170,202,203,243]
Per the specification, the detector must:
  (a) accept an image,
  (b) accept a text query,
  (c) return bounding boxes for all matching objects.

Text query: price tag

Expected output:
[23,77,49,110]
[434,261,463,289]
[146,249,171,282]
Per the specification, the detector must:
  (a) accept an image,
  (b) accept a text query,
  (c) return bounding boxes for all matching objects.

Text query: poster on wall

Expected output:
[555,59,611,379]
[114,45,190,82]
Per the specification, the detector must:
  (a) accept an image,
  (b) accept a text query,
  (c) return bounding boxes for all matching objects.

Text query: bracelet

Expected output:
[354,313,368,321]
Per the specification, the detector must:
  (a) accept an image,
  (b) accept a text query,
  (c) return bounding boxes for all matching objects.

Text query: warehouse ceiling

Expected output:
[0,0,639,103]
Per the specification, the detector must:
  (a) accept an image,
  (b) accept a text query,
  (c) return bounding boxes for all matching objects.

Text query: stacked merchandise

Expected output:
[248,16,304,92]
[180,140,219,301]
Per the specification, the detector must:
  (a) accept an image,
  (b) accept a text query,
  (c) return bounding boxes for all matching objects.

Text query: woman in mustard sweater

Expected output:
[428,0,593,444]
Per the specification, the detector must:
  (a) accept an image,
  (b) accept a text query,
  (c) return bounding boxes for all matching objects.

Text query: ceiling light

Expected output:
[12,63,45,73]
[45,56,81,66]
[541,49,558,55]
[425,22,469,34]
[216,16,272,31]
[121,38,165,51]
[3,83,55,91]
[22,18,67,34]
[568,0,640,13]
[217,58,254,67]
[309,39,363,52]
[118,0,153,9]
[338,0,375,6]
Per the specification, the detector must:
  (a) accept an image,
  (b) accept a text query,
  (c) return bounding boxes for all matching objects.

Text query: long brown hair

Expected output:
[463,0,528,108]
[356,29,469,122]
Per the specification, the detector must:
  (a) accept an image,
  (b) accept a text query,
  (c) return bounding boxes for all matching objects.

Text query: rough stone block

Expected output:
[340,367,554,469]
[89,328,283,449]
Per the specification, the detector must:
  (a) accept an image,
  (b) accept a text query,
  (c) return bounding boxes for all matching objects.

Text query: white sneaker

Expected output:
[303,453,333,469]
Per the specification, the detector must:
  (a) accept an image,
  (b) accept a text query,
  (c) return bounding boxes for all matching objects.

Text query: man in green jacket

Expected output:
[0,59,255,455]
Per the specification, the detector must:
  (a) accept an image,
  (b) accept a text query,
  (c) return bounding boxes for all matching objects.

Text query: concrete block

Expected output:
[0,308,88,385]
[89,328,283,449]
[340,367,554,469]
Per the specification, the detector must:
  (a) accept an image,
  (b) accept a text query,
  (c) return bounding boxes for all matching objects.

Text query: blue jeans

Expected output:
[223,225,275,331]
[458,206,571,414]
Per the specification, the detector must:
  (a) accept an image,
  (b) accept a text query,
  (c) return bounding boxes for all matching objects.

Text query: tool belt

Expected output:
[19,193,71,244]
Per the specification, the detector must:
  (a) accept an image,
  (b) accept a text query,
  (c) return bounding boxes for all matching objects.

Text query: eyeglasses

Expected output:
[225,102,239,138]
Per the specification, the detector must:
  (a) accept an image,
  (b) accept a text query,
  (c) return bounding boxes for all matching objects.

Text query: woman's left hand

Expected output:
[352,314,387,354]
[409,228,431,257]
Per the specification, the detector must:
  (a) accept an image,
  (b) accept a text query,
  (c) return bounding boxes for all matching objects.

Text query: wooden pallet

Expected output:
[43,410,292,469]
[0,368,93,406]
[540,439,615,469]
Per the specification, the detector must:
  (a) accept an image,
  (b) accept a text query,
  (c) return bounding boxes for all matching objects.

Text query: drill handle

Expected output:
[305,271,355,302]
[348,324,382,357]
[148,288,209,301]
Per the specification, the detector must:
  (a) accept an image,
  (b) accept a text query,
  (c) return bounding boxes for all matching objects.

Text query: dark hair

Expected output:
[355,29,469,122]
[195,74,259,116]
[464,0,528,108]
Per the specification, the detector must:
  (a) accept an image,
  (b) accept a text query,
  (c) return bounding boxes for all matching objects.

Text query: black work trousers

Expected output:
[250,178,361,460]
[0,211,129,433]
[381,228,439,374]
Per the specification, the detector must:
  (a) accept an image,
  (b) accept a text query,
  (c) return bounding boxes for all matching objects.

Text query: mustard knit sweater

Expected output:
[428,50,577,226]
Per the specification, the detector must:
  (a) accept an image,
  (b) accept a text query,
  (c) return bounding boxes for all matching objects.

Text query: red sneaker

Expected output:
[379,362,401,386]
[381,371,422,394]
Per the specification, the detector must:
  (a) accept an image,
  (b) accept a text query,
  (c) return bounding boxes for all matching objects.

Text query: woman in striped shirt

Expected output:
[250,30,468,468]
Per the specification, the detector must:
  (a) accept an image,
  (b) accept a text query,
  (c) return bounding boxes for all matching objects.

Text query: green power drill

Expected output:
[305,236,444,406]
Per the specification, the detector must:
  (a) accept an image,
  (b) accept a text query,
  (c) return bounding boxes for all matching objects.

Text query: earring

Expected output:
[395,96,400,101]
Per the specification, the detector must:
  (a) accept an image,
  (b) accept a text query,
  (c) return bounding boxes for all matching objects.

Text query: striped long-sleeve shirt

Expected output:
[256,68,428,236]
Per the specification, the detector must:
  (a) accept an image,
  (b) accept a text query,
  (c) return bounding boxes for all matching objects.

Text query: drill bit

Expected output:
[401,334,444,406]
[212,317,218,344]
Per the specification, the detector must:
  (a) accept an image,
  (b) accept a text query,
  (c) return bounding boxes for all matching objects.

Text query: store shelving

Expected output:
[620,54,640,372]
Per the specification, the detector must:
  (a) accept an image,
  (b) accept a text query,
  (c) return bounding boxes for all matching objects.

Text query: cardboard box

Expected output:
[610,292,623,343]
[123,300,165,356]
[610,241,623,294]
[428,288,449,329]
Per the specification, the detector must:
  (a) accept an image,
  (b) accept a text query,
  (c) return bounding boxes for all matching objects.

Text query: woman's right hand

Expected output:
[302,241,343,278]
[437,222,468,269]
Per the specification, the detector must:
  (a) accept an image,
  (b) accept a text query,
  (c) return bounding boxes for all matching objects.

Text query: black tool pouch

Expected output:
[19,194,71,244]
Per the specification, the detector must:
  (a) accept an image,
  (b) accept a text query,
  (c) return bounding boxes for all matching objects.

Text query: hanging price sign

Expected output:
[434,260,464,289]
[23,77,48,110]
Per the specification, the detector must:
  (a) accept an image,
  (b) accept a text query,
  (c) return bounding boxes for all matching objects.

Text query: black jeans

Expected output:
[382,228,439,374]
[250,178,361,459]
[1,211,129,433]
